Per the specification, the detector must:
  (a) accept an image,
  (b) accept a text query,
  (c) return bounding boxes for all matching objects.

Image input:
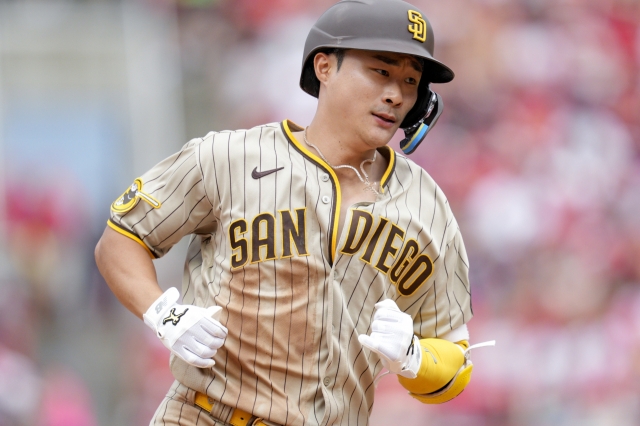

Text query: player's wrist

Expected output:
[397,335,422,378]
[143,287,181,334]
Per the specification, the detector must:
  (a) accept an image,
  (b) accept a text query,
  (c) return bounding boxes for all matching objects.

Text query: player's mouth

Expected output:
[372,112,397,128]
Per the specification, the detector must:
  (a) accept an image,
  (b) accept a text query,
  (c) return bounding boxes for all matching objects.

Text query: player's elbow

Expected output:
[94,226,119,274]
[94,229,108,273]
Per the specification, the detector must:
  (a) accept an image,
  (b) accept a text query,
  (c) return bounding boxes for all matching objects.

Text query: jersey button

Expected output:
[322,195,330,204]
[323,377,331,386]
[321,174,330,182]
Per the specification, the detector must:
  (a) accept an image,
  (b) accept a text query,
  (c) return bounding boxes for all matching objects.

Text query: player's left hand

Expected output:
[358,299,421,378]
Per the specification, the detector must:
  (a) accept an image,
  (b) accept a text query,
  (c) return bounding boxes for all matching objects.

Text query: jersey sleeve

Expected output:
[108,137,217,258]
[415,224,473,338]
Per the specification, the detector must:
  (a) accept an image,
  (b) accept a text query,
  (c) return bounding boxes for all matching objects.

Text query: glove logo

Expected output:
[162,308,189,326]
[111,178,162,213]
[155,298,169,314]
[407,10,427,43]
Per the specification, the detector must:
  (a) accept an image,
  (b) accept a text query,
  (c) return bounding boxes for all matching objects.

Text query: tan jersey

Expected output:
[108,120,473,426]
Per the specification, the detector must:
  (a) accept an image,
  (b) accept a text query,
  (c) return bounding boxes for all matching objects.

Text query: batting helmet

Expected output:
[300,0,454,155]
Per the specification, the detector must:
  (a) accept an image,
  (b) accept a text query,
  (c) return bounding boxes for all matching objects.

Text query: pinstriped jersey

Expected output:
[108,120,473,426]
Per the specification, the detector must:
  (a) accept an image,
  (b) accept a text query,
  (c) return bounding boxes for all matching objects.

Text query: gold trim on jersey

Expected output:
[282,119,398,263]
[396,252,434,296]
[340,209,374,256]
[379,147,396,193]
[374,222,406,274]
[359,216,390,265]
[338,209,433,297]
[228,218,250,270]
[389,238,420,283]
[250,212,278,264]
[278,208,310,259]
[282,120,342,264]
[107,219,156,258]
[227,208,310,269]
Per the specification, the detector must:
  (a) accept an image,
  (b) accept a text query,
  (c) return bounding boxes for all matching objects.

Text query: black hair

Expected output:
[302,48,346,97]
[328,48,346,70]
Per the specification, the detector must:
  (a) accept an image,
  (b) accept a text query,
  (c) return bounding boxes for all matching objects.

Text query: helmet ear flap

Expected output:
[400,80,431,128]
[400,91,444,155]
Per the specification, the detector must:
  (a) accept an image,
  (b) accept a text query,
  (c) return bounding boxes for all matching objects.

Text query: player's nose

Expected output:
[382,82,403,107]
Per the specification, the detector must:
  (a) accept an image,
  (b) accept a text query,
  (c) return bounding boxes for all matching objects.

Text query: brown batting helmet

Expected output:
[300,0,453,154]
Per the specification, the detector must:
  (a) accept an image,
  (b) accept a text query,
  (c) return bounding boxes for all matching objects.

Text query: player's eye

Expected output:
[375,69,390,77]
[405,77,418,85]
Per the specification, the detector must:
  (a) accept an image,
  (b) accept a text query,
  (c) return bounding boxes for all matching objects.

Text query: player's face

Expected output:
[320,49,422,149]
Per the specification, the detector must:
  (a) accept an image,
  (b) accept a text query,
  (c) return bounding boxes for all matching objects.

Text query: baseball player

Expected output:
[95,1,482,425]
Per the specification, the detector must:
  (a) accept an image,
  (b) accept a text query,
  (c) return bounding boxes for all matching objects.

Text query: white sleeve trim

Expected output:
[439,324,469,342]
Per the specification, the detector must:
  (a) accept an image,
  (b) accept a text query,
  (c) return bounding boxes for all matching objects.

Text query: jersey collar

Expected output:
[281,119,396,194]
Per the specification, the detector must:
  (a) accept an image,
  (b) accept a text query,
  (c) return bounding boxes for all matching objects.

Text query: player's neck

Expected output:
[302,118,378,169]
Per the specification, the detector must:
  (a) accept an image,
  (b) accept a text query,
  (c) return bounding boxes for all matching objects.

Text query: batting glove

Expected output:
[358,299,421,379]
[143,287,227,369]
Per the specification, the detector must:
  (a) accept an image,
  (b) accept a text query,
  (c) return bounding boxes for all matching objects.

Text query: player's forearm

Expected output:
[95,226,163,320]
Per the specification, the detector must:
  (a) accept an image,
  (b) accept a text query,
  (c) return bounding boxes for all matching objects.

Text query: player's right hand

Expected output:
[143,287,228,368]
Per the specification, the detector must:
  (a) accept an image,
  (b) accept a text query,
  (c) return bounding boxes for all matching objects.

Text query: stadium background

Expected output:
[0,0,639,424]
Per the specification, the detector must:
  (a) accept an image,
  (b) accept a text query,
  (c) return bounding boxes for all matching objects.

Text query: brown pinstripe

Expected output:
[151,381,226,426]
[112,120,472,426]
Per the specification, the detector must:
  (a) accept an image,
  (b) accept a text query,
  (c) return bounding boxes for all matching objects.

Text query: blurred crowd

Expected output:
[0,0,638,425]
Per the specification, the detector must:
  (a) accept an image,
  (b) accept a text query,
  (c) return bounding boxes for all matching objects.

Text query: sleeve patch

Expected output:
[111,178,162,213]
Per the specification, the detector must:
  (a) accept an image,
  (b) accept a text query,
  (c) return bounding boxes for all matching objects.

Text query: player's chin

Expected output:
[367,114,399,143]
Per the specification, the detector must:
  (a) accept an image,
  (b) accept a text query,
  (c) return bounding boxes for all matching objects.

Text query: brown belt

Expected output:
[194,391,271,426]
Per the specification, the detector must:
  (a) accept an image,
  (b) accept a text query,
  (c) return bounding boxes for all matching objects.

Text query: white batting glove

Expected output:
[358,299,421,379]
[143,287,227,369]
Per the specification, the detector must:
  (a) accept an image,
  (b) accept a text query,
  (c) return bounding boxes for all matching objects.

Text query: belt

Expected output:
[194,391,271,426]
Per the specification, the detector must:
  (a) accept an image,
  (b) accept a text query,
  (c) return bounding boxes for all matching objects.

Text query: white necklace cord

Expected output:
[373,371,391,387]
[463,340,496,361]
[303,127,380,195]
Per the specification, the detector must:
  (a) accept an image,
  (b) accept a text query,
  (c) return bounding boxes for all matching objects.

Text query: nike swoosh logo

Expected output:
[251,166,284,179]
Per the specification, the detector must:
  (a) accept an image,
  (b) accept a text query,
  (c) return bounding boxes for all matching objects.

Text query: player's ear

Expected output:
[313,52,333,86]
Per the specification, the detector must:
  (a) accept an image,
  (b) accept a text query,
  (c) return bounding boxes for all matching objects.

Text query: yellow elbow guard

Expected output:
[398,338,472,404]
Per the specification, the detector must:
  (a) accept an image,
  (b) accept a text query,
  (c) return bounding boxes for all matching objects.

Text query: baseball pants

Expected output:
[150,380,224,426]
[150,380,277,426]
